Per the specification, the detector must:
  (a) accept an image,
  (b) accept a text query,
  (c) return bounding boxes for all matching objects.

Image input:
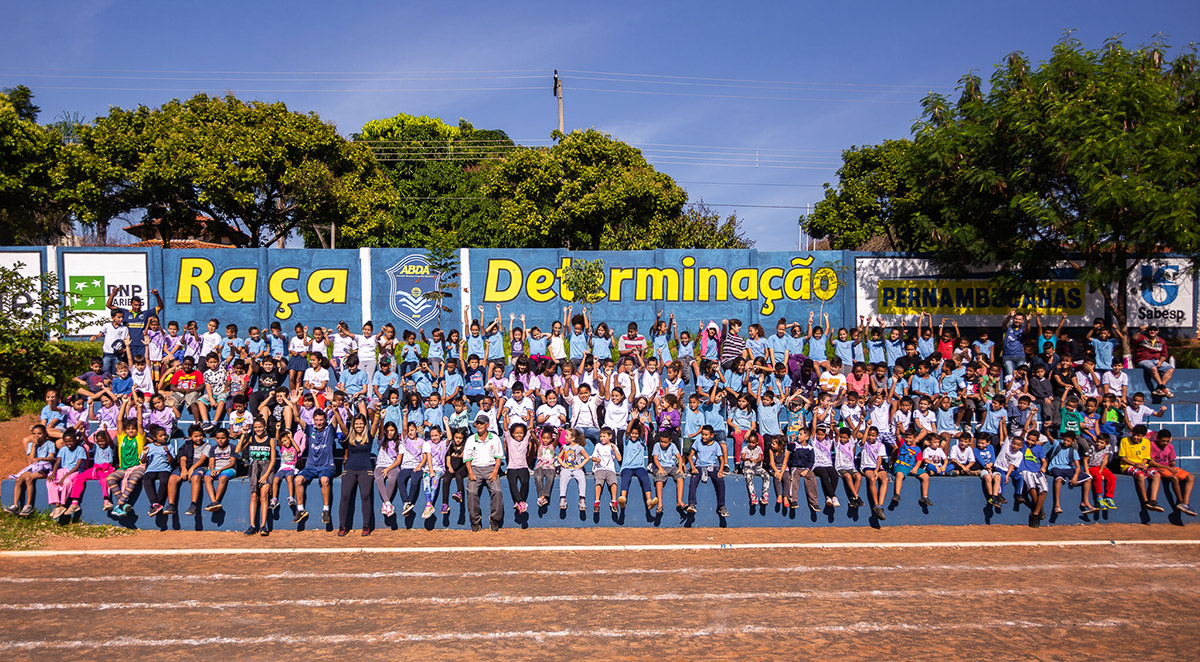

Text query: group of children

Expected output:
[4,303,1194,532]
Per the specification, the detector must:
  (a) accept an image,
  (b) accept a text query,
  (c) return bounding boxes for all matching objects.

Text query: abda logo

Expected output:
[1141,265,1180,307]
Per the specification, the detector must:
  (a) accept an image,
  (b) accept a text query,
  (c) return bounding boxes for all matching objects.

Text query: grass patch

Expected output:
[0,511,135,551]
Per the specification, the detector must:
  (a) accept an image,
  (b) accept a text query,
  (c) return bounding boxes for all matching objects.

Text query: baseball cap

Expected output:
[474,415,489,425]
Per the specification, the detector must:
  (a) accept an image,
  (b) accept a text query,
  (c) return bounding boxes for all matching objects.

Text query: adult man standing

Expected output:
[106,288,164,359]
[464,416,504,531]
[294,408,337,526]
[1000,310,1030,379]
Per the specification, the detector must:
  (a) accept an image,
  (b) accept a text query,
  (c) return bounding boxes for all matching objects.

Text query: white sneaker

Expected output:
[831,496,841,508]
[381,502,394,517]
[421,503,435,519]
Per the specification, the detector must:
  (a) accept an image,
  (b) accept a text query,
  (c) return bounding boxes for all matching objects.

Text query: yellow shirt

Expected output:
[1118,437,1150,467]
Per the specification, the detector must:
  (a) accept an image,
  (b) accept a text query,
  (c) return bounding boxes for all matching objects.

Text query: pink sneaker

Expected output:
[518,501,527,513]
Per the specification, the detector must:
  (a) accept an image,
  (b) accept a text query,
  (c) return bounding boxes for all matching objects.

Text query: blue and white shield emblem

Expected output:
[386,254,442,327]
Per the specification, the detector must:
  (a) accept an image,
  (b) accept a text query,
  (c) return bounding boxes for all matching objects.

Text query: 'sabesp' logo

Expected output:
[1141,265,1179,307]
[386,254,442,328]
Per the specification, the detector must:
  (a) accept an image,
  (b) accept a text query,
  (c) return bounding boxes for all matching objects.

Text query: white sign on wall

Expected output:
[61,251,149,335]
[1127,260,1195,328]
[0,250,44,321]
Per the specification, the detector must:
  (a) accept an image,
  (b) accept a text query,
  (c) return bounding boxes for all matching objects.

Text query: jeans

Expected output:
[533,467,556,501]
[422,470,443,506]
[339,469,374,530]
[687,466,726,507]
[395,468,421,505]
[1002,354,1026,380]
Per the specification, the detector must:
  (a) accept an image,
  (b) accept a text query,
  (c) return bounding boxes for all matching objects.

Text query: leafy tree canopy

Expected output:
[56,93,392,247]
[904,35,1200,344]
[0,88,71,245]
[483,129,690,250]
[334,114,511,249]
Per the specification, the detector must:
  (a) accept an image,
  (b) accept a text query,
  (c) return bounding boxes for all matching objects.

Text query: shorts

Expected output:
[1160,467,1193,482]
[1021,471,1049,493]
[209,468,236,479]
[275,467,298,479]
[654,466,683,483]
[594,469,618,487]
[837,468,860,477]
[248,459,273,486]
[170,391,202,409]
[299,466,335,483]
[1047,467,1076,482]
[1123,466,1159,478]
[894,464,925,477]
[978,469,998,478]
[199,393,228,408]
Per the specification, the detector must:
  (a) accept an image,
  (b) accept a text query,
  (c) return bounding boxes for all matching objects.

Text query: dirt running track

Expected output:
[2,524,1199,661]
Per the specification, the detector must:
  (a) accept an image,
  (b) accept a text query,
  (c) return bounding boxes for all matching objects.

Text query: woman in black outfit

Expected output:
[332,411,375,536]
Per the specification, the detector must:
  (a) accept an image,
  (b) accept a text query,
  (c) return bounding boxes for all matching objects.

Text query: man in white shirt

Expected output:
[464,416,505,531]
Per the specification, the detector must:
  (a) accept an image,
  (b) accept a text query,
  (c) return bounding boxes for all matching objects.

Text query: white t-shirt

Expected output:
[504,396,535,423]
[839,403,864,429]
[131,365,155,393]
[200,331,222,357]
[603,398,630,431]
[1075,370,1100,398]
[536,404,567,428]
[568,395,600,428]
[923,446,948,465]
[950,444,975,466]
[1102,371,1128,398]
[549,336,566,360]
[355,334,378,363]
[819,370,847,394]
[592,442,618,472]
[303,367,330,390]
[913,409,936,432]
[1125,404,1156,428]
[637,370,661,399]
[616,372,634,399]
[101,324,129,354]
[332,334,357,359]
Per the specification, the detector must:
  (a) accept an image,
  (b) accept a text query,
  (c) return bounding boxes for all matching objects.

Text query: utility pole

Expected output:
[553,69,564,133]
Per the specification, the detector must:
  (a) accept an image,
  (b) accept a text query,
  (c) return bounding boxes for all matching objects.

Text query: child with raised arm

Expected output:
[106,401,147,517]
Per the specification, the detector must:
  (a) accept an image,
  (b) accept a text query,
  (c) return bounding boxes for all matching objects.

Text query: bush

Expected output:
[0,340,100,420]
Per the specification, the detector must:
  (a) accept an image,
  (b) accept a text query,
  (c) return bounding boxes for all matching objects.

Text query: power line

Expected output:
[562,68,942,90]
[572,87,915,104]
[1,73,546,82]
[569,74,920,95]
[0,66,545,75]
[14,85,545,93]
[677,181,826,187]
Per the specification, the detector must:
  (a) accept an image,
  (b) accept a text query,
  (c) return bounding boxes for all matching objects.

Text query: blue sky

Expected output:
[3,1,1197,247]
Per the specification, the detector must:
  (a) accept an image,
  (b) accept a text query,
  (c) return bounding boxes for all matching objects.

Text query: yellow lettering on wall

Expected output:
[698,267,728,302]
[216,268,257,304]
[635,268,679,301]
[758,267,785,315]
[681,256,696,301]
[526,268,556,302]
[609,268,635,302]
[176,258,215,304]
[814,267,838,301]
[484,259,522,302]
[730,268,758,300]
[269,268,301,320]
[784,258,813,300]
[307,269,348,304]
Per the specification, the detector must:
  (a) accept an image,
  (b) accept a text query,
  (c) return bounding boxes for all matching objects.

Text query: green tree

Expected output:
[0,88,72,245]
[560,258,607,314]
[802,139,937,250]
[905,36,1200,355]
[420,230,461,326]
[484,129,688,250]
[0,264,90,413]
[613,201,753,250]
[337,114,512,248]
[56,93,392,247]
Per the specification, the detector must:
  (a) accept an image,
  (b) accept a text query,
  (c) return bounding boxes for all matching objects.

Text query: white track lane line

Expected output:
[1,585,1189,613]
[1,560,1196,585]
[2,538,1199,558]
[0,619,1138,650]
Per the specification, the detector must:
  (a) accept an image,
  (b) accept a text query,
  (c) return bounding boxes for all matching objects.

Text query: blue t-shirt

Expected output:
[486,332,505,361]
[832,339,854,366]
[729,407,756,431]
[682,407,705,438]
[723,369,745,394]
[528,335,548,356]
[56,444,90,470]
[412,370,435,398]
[466,334,485,359]
[757,402,782,436]
[142,443,173,472]
[935,407,959,434]
[1019,443,1046,473]
[651,333,672,361]
[917,336,935,358]
[423,407,445,432]
[111,374,134,396]
[269,334,287,358]
[972,339,995,359]
[41,404,67,429]
[93,444,115,466]
[442,372,464,398]
[806,336,828,361]
[426,340,445,360]
[883,338,904,367]
[939,373,963,397]
[622,437,648,469]
[1090,338,1117,371]
[766,334,789,362]
[590,336,612,358]
[221,337,246,362]
[372,369,398,395]
[1047,442,1078,472]
[652,443,681,468]
[973,445,996,467]
[786,334,805,358]
[981,406,1008,435]
[701,401,725,429]
[693,440,722,467]
[247,338,268,356]
[402,343,422,364]
[464,367,486,396]
[676,340,695,359]
[746,337,767,359]
[910,374,939,397]
[305,424,337,469]
[1002,325,1025,358]
[569,332,588,360]
[341,369,368,397]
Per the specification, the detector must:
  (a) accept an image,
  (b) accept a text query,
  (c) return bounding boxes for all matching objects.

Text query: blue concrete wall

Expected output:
[4,473,1189,532]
